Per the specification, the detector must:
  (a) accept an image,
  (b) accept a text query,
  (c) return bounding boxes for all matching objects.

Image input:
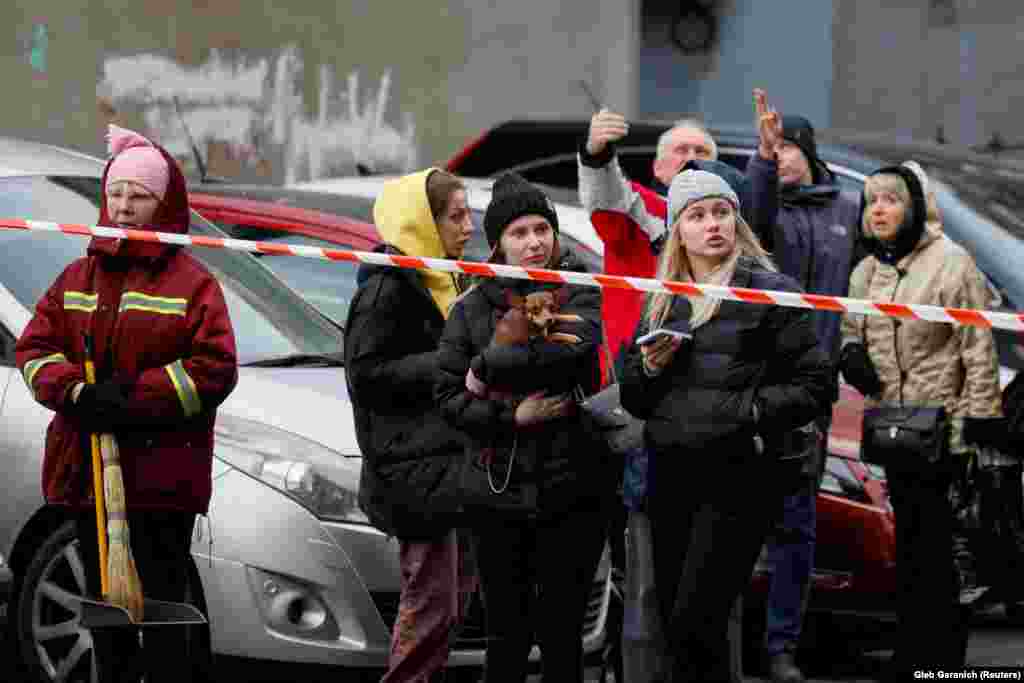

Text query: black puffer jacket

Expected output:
[621,258,831,459]
[435,249,607,518]
[344,244,467,540]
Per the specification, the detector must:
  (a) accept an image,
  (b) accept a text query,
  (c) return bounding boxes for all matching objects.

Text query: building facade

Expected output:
[0,1,1017,184]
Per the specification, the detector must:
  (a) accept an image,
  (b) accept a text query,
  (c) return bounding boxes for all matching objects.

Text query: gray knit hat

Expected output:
[667,169,741,227]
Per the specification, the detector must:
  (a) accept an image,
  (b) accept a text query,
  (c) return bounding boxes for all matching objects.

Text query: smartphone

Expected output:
[577,80,602,113]
[636,328,691,347]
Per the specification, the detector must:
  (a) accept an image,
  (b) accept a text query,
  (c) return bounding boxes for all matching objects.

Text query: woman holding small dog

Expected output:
[436,172,609,683]
[619,169,831,682]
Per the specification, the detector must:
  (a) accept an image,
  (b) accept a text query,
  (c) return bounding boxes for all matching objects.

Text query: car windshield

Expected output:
[258,234,362,326]
[0,176,344,365]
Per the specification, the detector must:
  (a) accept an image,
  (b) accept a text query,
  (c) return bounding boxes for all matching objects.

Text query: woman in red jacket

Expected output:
[15,125,238,683]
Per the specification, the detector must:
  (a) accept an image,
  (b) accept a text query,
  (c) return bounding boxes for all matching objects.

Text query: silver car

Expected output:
[0,139,612,682]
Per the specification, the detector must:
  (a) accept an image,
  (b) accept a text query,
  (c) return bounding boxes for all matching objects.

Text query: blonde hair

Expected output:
[646,209,774,331]
[862,171,941,238]
[656,118,719,161]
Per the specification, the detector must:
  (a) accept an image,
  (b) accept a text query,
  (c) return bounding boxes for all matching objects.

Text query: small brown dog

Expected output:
[495,287,583,346]
[466,286,584,403]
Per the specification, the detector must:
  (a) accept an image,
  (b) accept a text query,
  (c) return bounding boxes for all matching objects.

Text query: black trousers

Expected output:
[647,447,788,683]
[473,504,606,683]
[887,468,968,672]
[76,509,197,683]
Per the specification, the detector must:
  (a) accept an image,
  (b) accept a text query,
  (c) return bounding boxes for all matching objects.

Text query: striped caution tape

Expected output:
[2,218,1022,332]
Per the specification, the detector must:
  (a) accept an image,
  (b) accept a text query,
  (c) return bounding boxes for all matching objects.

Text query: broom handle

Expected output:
[83,336,109,596]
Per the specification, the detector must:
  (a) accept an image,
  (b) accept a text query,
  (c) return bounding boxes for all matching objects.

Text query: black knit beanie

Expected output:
[782,115,825,184]
[483,172,559,248]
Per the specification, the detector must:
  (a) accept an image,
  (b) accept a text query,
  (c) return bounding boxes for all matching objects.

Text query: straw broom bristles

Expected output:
[100,432,144,622]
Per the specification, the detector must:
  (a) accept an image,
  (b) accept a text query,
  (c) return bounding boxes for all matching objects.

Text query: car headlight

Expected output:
[214,413,368,524]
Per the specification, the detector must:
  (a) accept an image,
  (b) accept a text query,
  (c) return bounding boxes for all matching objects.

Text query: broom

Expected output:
[84,334,144,622]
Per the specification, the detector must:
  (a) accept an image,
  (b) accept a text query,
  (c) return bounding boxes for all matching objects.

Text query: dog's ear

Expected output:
[505,290,524,309]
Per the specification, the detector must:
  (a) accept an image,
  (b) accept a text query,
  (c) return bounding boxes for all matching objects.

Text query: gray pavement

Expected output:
[1,603,1021,682]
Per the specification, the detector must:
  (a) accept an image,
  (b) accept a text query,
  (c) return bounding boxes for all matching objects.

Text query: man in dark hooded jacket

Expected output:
[745,89,862,683]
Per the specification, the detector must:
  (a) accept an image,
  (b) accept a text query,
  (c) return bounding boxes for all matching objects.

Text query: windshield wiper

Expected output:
[241,352,345,368]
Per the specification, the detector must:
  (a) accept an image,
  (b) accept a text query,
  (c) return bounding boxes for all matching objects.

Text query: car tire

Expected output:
[14,520,212,683]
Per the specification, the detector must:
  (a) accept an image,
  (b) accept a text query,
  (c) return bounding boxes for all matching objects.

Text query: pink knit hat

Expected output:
[105,124,170,200]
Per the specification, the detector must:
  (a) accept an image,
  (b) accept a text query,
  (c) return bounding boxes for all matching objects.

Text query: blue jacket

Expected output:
[745,153,863,365]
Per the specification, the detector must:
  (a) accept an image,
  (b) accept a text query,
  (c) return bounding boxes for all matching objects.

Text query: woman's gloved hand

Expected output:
[72,379,134,430]
[838,343,883,398]
[962,416,1010,451]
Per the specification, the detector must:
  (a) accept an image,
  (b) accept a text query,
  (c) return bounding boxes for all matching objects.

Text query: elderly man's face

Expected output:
[653,127,715,186]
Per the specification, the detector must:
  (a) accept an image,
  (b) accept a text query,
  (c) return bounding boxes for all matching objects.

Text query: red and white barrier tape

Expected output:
[4,218,1023,332]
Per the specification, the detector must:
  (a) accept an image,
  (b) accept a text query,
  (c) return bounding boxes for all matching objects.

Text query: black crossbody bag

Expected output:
[858,310,950,473]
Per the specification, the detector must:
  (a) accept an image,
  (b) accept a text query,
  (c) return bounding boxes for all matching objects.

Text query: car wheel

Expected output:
[15,520,212,683]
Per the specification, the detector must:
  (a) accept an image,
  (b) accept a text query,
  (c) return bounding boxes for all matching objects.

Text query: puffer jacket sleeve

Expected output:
[436,297,518,439]
[755,282,832,433]
[948,255,1002,418]
[744,153,781,251]
[840,257,873,348]
[472,284,602,390]
[578,144,667,246]
[129,275,238,422]
[15,268,85,412]
[619,310,676,420]
[346,272,438,409]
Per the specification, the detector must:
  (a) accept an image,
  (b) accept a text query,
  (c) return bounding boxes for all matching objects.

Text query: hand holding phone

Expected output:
[637,324,691,376]
[636,328,692,347]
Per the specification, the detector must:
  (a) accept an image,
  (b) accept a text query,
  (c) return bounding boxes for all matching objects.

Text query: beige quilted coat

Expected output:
[841,223,1001,451]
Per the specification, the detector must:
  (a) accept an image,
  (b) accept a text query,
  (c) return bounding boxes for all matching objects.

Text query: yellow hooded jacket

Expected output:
[373,168,460,317]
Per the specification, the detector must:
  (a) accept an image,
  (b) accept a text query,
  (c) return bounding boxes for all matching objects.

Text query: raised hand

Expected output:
[586,108,630,156]
[753,88,782,160]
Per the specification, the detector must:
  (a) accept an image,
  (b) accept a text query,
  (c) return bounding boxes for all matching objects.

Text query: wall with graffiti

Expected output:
[0,1,475,183]
[0,1,633,184]
[98,46,418,183]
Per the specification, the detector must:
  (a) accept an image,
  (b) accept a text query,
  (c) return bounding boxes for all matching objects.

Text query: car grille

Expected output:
[371,578,608,651]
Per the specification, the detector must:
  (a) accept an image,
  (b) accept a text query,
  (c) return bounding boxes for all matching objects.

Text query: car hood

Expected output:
[218,366,360,457]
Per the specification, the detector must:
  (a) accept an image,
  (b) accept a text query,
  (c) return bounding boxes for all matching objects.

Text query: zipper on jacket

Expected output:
[890,267,906,405]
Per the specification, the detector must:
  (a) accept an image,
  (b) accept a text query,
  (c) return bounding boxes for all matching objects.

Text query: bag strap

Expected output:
[602,319,618,385]
[486,435,517,494]
[860,263,906,406]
